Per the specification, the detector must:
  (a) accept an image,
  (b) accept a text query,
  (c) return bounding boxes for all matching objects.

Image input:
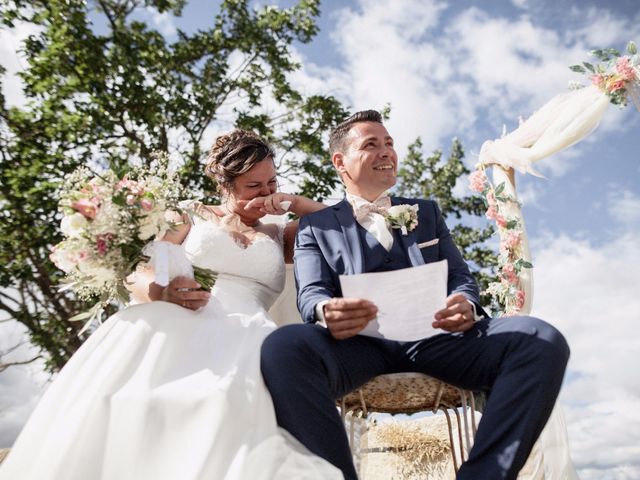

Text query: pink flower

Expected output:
[606,78,626,93]
[615,56,637,81]
[126,194,136,205]
[515,290,525,310]
[469,169,487,193]
[501,263,518,284]
[140,198,154,211]
[95,233,114,256]
[71,199,98,219]
[496,215,507,228]
[505,231,521,249]
[485,206,498,220]
[590,74,605,87]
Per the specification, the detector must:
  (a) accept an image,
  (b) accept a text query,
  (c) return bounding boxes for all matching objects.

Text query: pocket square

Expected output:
[418,238,439,248]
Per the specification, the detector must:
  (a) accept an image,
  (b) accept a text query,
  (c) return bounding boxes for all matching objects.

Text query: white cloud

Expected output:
[145,7,177,37]
[511,0,530,9]
[0,22,41,108]
[529,212,640,475]
[607,189,640,227]
[0,320,49,448]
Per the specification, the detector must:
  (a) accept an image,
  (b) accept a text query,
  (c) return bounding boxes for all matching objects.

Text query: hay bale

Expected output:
[359,416,458,480]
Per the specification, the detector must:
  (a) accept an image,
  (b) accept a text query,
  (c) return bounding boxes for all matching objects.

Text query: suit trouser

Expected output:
[260,316,569,480]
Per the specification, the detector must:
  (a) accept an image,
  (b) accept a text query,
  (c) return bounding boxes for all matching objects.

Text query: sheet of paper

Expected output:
[339,260,448,341]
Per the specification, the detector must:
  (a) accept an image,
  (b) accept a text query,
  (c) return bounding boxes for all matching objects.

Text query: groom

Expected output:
[261,110,569,479]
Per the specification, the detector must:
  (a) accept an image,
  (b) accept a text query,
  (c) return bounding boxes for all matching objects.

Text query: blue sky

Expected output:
[1,1,639,478]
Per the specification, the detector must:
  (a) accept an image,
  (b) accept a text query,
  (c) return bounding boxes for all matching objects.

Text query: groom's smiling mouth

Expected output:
[373,164,394,171]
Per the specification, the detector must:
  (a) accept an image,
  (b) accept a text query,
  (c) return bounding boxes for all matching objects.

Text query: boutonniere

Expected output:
[385,204,419,235]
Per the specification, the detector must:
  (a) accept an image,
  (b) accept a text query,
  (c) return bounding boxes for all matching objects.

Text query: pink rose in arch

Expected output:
[496,215,507,228]
[607,78,626,93]
[485,206,498,220]
[469,170,487,193]
[515,290,526,310]
[505,231,521,249]
[502,263,518,284]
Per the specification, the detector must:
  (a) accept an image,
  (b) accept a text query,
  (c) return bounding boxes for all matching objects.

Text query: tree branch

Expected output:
[0,355,42,373]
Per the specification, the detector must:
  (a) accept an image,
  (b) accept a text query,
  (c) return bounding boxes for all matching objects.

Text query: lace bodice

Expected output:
[181,208,286,314]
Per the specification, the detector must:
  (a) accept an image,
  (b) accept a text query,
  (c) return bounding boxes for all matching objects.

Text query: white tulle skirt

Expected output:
[0,300,342,480]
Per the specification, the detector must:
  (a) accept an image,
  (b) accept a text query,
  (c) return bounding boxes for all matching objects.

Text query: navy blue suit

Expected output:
[261,197,569,480]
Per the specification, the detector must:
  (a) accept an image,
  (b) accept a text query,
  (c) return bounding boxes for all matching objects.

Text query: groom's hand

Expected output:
[433,293,475,333]
[323,298,378,340]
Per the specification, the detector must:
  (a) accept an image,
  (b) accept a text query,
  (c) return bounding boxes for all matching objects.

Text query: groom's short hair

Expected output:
[329,110,383,156]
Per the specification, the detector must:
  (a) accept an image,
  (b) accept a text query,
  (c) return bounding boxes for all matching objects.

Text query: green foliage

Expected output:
[0,0,346,372]
[394,138,499,310]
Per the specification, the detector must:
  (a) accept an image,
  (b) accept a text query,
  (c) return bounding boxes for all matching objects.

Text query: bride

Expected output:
[0,130,343,480]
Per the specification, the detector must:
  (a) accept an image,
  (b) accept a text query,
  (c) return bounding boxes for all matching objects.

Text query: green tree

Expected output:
[394,138,499,311]
[0,0,346,372]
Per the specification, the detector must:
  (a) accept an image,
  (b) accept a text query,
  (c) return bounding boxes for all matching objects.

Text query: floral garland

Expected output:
[469,168,530,316]
[569,41,640,107]
[471,41,638,316]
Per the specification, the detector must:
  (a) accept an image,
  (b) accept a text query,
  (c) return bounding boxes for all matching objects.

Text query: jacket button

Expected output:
[384,257,391,263]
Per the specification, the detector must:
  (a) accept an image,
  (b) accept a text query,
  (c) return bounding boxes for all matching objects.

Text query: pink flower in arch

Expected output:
[616,56,637,81]
[505,231,521,249]
[590,74,605,87]
[607,78,626,93]
[501,263,518,284]
[496,215,507,228]
[485,206,498,220]
[469,169,487,193]
[515,290,526,310]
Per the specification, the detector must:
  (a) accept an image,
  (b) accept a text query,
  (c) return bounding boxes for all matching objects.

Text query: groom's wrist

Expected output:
[314,300,330,327]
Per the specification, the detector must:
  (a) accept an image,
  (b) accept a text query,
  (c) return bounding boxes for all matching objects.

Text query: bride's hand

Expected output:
[157,276,211,310]
[243,193,293,215]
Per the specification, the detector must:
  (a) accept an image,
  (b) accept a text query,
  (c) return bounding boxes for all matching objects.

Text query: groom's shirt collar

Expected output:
[345,191,390,210]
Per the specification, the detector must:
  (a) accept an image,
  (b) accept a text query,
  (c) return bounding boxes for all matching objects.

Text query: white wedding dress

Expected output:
[0,211,342,480]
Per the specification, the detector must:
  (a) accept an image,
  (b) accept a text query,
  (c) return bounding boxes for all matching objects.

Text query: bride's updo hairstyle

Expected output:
[206,129,275,194]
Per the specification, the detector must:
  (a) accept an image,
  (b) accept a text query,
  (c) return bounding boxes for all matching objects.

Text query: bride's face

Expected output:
[227,158,278,220]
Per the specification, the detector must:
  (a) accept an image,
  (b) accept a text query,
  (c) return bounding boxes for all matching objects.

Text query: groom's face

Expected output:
[333,121,398,200]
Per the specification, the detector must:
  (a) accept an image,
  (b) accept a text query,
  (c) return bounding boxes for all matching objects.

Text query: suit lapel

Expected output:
[333,199,364,274]
[391,197,425,267]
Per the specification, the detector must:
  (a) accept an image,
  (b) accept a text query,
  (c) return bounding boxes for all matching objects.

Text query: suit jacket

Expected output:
[293,196,487,324]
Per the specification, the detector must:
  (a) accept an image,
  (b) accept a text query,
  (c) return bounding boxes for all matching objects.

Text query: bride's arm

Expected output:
[244,193,327,263]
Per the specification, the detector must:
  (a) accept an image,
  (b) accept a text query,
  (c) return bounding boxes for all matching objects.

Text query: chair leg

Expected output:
[442,408,460,472]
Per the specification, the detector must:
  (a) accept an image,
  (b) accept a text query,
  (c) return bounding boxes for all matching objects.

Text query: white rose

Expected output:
[138,212,163,240]
[60,213,88,238]
[77,262,117,287]
[50,247,77,273]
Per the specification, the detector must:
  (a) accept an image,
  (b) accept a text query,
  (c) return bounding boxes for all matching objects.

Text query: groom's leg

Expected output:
[404,316,569,480]
[261,323,401,480]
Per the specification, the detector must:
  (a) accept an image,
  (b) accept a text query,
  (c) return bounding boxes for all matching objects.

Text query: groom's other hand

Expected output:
[432,293,475,333]
[323,298,378,340]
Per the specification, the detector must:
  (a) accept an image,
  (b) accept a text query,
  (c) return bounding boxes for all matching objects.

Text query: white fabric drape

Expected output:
[478,85,610,176]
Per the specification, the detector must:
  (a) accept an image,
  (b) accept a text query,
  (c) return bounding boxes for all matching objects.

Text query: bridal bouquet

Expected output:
[50,153,215,330]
